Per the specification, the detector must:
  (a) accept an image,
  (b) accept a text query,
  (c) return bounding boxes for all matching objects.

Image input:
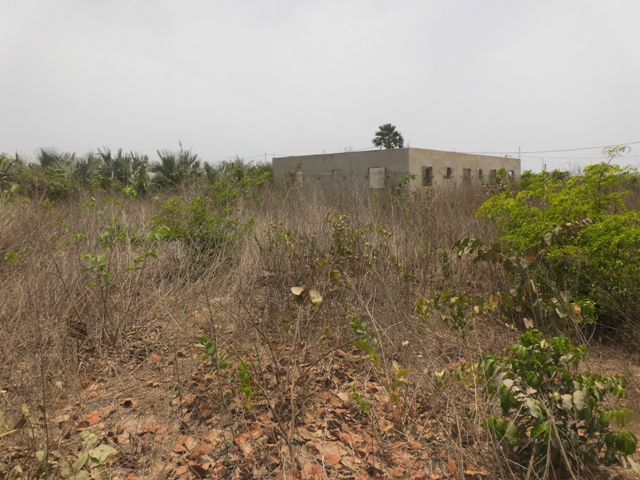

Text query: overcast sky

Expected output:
[1,0,639,171]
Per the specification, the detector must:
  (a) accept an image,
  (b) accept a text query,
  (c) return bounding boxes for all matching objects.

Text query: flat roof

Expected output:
[273,147,517,161]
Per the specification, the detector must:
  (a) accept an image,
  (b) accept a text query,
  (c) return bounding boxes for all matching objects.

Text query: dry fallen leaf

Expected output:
[174,465,189,476]
[447,458,458,476]
[313,442,342,466]
[291,286,306,296]
[85,412,102,426]
[464,468,490,477]
[309,289,323,305]
[235,432,254,456]
[117,431,130,445]
[183,436,198,451]
[300,460,322,479]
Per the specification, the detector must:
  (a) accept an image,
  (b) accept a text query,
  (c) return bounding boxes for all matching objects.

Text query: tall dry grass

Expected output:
[0,182,610,478]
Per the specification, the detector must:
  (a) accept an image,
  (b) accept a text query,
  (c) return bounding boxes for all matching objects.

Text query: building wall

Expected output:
[272,149,410,190]
[272,148,520,191]
[407,149,520,189]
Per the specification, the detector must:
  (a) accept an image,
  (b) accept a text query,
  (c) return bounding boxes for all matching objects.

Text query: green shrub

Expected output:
[15,165,79,200]
[151,195,251,258]
[477,163,640,333]
[204,158,272,207]
[478,164,635,253]
[480,329,636,476]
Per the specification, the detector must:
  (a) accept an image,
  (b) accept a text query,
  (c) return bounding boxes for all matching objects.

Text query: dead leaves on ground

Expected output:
[2,347,492,479]
[164,346,492,479]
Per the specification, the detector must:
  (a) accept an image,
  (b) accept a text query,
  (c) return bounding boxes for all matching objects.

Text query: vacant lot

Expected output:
[1,159,639,479]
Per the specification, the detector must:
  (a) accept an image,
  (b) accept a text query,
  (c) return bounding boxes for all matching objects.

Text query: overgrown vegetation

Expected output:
[481,329,636,477]
[1,146,638,479]
[476,158,640,339]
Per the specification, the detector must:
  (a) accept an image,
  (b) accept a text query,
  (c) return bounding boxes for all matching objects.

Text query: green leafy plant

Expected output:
[236,362,255,409]
[325,214,390,274]
[480,329,636,476]
[350,316,380,367]
[393,174,415,195]
[80,253,111,287]
[417,290,493,339]
[455,236,592,333]
[196,336,230,369]
[57,430,117,479]
[477,162,640,333]
[151,195,252,259]
[351,386,371,416]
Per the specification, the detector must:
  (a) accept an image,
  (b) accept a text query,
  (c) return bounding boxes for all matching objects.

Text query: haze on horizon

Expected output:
[1,0,639,172]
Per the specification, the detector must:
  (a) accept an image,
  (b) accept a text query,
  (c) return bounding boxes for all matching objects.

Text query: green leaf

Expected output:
[607,431,637,456]
[486,416,507,438]
[59,460,73,478]
[79,430,99,449]
[72,451,89,471]
[506,422,519,446]
[525,398,543,419]
[531,421,549,442]
[88,444,117,463]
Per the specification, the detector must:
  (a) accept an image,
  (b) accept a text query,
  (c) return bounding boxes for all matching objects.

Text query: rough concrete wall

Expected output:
[272,148,521,191]
[407,149,520,189]
[272,149,410,190]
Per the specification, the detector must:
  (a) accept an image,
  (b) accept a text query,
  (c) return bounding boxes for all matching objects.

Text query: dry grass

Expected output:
[0,183,638,479]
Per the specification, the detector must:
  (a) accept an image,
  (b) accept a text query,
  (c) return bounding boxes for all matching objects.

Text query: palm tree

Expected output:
[152,148,201,187]
[72,153,100,185]
[372,124,404,149]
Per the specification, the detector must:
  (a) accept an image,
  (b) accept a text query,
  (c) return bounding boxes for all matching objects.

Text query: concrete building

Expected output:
[272,148,520,191]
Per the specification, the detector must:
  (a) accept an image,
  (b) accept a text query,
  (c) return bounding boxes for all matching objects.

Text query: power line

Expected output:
[519,155,612,161]
[469,140,640,155]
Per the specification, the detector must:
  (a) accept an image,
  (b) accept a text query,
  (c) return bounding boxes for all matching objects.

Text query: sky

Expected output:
[1,0,639,171]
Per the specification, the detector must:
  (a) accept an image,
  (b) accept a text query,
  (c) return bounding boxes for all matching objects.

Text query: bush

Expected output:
[15,165,79,200]
[481,329,636,476]
[477,164,640,334]
[204,158,272,207]
[151,195,251,258]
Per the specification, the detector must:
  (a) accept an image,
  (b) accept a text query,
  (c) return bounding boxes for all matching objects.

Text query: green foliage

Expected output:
[393,174,415,195]
[480,329,636,475]
[1,149,272,204]
[417,290,496,339]
[204,158,272,207]
[15,163,79,200]
[57,430,117,480]
[352,386,371,416]
[350,316,380,367]
[236,362,255,409]
[151,147,201,188]
[196,336,230,369]
[478,164,635,252]
[455,236,590,332]
[151,195,251,258]
[327,214,390,273]
[96,149,150,193]
[80,252,111,287]
[372,123,404,149]
[476,163,640,331]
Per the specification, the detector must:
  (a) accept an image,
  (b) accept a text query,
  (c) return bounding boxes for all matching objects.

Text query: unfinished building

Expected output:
[272,148,520,191]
